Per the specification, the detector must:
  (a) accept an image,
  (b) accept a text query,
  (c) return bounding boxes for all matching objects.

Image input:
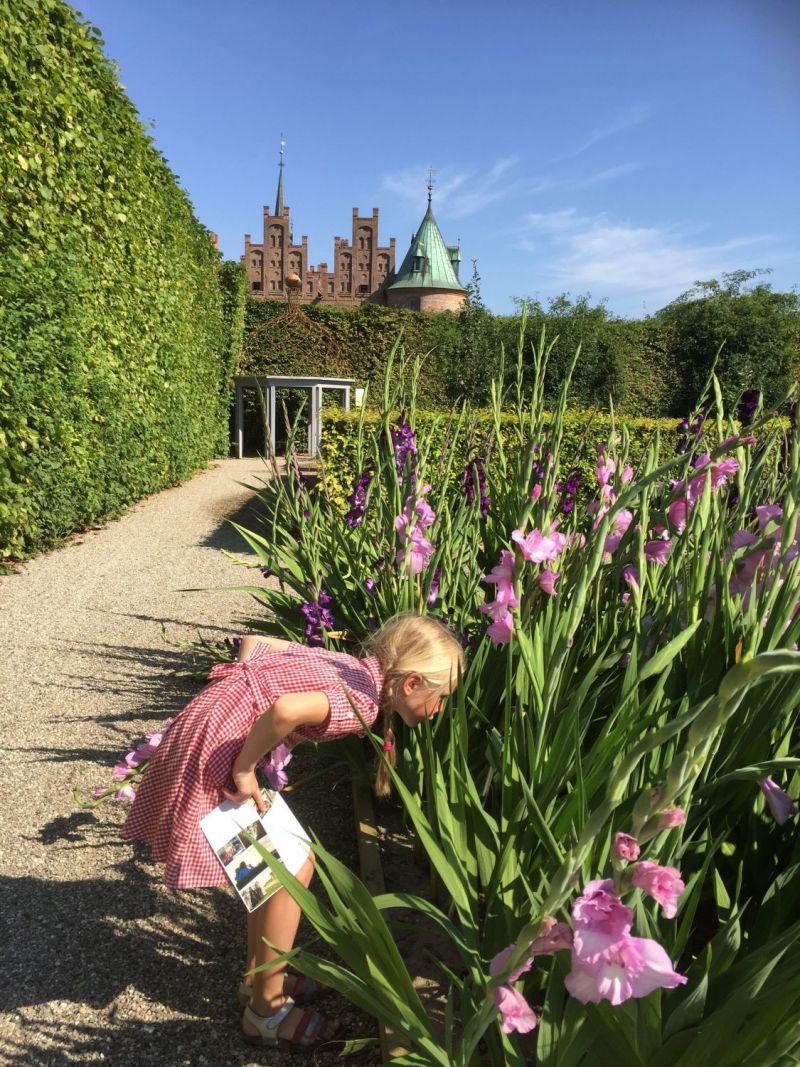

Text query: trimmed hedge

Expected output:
[318,407,683,513]
[0,0,231,559]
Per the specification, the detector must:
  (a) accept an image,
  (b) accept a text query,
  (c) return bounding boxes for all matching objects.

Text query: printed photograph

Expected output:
[216,835,245,867]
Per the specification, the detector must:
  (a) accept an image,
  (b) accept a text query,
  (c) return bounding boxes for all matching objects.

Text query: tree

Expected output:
[655,270,800,413]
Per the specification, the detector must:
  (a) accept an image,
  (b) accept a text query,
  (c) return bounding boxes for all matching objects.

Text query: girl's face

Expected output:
[393,672,455,727]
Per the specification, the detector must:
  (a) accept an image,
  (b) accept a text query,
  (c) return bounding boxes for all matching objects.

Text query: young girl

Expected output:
[123,613,465,1051]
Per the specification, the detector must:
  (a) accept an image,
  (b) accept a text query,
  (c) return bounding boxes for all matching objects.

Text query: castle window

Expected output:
[251,281,262,291]
[328,281,334,293]
[358,284,368,294]
[270,280,276,290]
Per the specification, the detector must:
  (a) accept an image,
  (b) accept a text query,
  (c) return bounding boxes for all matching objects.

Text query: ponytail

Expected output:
[374,708,396,798]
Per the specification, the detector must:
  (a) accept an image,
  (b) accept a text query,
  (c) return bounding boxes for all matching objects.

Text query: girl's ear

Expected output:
[401,672,423,695]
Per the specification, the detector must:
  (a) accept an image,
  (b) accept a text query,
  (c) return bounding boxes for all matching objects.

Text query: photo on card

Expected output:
[216,835,245,867]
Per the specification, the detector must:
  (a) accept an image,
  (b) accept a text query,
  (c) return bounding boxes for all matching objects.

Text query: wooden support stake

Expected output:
[351,774,409,1062]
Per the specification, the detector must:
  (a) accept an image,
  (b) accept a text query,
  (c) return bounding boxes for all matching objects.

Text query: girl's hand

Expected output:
[222,767,266,811]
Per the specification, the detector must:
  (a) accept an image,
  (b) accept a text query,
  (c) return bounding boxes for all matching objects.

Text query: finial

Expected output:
[279,134,286,167]
[427,166,437,206]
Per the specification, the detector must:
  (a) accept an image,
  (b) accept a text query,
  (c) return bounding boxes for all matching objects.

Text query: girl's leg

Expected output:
[245,854,314,1008]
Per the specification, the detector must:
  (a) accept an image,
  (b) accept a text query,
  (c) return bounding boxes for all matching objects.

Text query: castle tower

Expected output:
[242,139,396,306]
[385,172,466,312]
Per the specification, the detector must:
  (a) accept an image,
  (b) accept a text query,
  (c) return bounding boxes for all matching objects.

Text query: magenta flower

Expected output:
[490,944,534,984]
[565,935,687,1006]
[115,785,137,801]
[760,778,799,825]
[539,568,560,596]
[621,465,634,484]
[511,527,565,564]
[262,742,293,791]
[644,540,671,565]
[571,879,633,963]
[730,528,759,550]
[630,861,685,918]
[655,808,686,831]
[613,833,641,862]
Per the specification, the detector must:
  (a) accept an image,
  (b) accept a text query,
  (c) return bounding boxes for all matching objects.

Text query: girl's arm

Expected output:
[223,692,331,809]
[237,634,293,661]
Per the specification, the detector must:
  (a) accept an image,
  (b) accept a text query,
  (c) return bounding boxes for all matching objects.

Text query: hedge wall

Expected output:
[0,0,231,559]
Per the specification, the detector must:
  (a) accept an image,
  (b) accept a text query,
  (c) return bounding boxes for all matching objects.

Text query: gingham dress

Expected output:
[123,642,383,888]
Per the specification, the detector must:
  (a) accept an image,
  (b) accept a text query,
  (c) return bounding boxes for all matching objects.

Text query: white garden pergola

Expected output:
[233,374,355,458]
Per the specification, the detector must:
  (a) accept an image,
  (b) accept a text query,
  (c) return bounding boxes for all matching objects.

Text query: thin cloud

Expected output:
[382,158,520,218]
[571,103,651,156]
[517,208,781,308]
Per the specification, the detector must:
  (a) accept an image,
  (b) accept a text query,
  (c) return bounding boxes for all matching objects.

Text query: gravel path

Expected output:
[0,459,378,1066]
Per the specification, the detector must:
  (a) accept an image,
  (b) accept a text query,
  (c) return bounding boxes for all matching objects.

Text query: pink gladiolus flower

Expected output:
[115,785,137,801]
[531,484,542,502]
[397,529,435,576]
[571,879,633,963]
[756,504,783,532]
[621,465,634,484]
[644,540,671,565]
[630,861,685,918]
[760,778,799,825]
[531,919,573,955]
[490,944,533,984]
[92,788,106,799]
[565,935,687,1006]
[613,833,641,861]
[730,529,759,550]
[113,760,135,781]
[494,984,537,1034]
[512,528,566,564]
[485,609,514,645]
[539,569,560,596]
[710,458,738,488]
[597,447,615,489]
[667,498,687,532]
[655,808,685,830]
[262,742,293,792]
[621,565,639,593]
[484,549,516,585]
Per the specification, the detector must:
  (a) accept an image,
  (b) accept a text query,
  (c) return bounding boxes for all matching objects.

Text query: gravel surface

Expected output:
[0,459,380,1066]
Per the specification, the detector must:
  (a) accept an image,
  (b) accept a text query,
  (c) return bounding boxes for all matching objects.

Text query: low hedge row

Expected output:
[0,0,234,559]
[318,406,683,514]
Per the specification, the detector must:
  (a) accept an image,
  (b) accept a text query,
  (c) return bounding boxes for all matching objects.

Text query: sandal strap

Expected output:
[288,1007,324,1048]
[243,996,296,1040]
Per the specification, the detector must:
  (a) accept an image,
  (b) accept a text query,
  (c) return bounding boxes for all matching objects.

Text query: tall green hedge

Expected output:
[0,0,231,559]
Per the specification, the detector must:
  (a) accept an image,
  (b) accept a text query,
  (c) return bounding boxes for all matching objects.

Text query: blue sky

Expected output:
[75,0,799,316]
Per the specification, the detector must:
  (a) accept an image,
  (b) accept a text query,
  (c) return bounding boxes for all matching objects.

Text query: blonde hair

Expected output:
[364,613,466,796]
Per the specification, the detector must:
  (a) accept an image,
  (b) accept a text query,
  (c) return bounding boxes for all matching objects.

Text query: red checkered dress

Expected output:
[123,642,384,888]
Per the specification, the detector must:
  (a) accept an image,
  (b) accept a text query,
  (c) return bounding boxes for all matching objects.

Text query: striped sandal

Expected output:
[241,997,339,1050]
[238,970,323,1007]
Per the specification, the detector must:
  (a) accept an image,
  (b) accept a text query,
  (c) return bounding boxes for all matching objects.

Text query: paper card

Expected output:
[200,789,311,912]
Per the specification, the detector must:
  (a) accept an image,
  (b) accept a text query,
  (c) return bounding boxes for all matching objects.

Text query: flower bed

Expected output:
[104,330,800,1063]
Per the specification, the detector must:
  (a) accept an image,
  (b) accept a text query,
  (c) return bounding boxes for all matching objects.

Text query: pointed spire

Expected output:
[427,166,436,208]
[275,135,286,217]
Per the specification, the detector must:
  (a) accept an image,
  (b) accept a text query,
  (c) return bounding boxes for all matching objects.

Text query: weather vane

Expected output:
[427,166,437,205]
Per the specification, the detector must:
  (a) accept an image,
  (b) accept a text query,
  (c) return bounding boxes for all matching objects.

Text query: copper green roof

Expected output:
[388,204,466,291]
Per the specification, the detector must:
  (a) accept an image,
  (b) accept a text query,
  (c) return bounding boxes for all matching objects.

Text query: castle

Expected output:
[242,146,467,312]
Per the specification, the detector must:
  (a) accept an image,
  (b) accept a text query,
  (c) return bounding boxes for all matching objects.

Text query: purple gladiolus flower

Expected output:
[737,389,759,427]
[645,540,671,565]
[389,418,417,483]
[427,567,441,606]
[344,463,374,528]
[464,457,491,518]
[262,742,293,791]
[760,777,799,825]
[364,576,376,596]
[300,593,335,647]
